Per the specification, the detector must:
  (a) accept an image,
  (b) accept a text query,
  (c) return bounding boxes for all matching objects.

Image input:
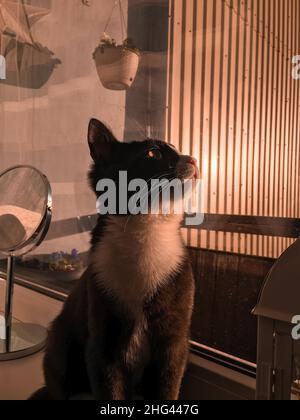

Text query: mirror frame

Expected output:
[0,165,52,256]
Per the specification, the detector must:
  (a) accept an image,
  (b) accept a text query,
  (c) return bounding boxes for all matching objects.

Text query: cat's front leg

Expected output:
[86,339,128,400]
[143,339,189,401]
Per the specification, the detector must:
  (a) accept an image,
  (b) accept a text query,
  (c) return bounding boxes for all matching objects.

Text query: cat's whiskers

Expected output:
[150,176,179,215]
[135,172,173,213]
[123,175,178,232]
[122,171,173,233]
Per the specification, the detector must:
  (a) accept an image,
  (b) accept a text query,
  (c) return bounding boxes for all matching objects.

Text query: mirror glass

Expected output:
[0,166,50,253]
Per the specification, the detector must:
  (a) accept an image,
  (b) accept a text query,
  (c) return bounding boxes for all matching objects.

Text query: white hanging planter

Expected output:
[93,0,141,91]
[93,43,140,91]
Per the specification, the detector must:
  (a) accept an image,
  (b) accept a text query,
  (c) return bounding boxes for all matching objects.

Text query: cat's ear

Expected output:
[88,119,118,162]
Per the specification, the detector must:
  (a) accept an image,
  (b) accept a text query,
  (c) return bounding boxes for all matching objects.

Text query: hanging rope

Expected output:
[118,0,127,39]
[103,0,118,34]
[21,0,35,46]
[0,33,3,56]
[103,0,127,40]
[16,0,22,159]
[119,0,124,40]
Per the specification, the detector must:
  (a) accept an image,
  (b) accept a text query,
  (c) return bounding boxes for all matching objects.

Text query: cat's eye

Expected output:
[146,149,162,160]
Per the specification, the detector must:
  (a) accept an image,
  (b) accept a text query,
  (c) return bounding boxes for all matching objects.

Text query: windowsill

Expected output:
[0,277,63,327]
[181,353,256,400]
[0,279,63,400]
[0,275,257,400]
[0,252,258,382]
[0,262,258,368]
[0,268,69,302]
[0,255,86,302]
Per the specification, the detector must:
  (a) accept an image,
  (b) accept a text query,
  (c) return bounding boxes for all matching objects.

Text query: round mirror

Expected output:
[0,166,52,255]
[0,166,52,361]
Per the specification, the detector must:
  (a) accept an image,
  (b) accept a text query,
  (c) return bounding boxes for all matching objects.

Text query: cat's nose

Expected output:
[186,157,198,167]
[181,155,197,166]
[184,156,200,179]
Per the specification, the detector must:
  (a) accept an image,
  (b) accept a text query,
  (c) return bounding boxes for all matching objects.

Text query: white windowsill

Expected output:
[0,278,62,400]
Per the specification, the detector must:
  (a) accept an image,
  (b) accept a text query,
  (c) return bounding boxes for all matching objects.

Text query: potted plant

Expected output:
[93,33,141,91]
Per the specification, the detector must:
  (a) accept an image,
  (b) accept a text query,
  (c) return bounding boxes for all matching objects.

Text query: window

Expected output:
[1,0,300,371]
[166,0,300,367]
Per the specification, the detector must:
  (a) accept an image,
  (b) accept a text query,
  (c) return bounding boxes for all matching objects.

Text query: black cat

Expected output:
[31,119,197,400]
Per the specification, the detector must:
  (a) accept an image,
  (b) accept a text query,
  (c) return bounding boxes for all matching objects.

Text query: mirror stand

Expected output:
[5,255,14,353]
[0,254,48,361]
[0,165,52,361]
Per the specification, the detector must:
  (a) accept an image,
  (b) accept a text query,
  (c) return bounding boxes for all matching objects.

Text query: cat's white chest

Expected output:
[91,215,185,308]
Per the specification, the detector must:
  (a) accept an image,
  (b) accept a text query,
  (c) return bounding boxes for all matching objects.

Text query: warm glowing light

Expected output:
[211,156,218,177]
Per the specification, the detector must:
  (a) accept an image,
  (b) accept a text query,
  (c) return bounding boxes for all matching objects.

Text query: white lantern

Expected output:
[253,238,300,400]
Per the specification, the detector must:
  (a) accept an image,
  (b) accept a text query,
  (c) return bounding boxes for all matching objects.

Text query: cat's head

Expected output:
[88,119,199,215]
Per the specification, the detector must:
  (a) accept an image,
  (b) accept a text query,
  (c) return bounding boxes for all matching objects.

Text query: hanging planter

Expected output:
[93,1,141,91]
[0,0,60,89]
[2,39,61,89]
[93,35,140,91]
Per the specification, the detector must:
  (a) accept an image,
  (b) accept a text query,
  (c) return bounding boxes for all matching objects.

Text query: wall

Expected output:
[0,0,128,255]
[167,0,300,258]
